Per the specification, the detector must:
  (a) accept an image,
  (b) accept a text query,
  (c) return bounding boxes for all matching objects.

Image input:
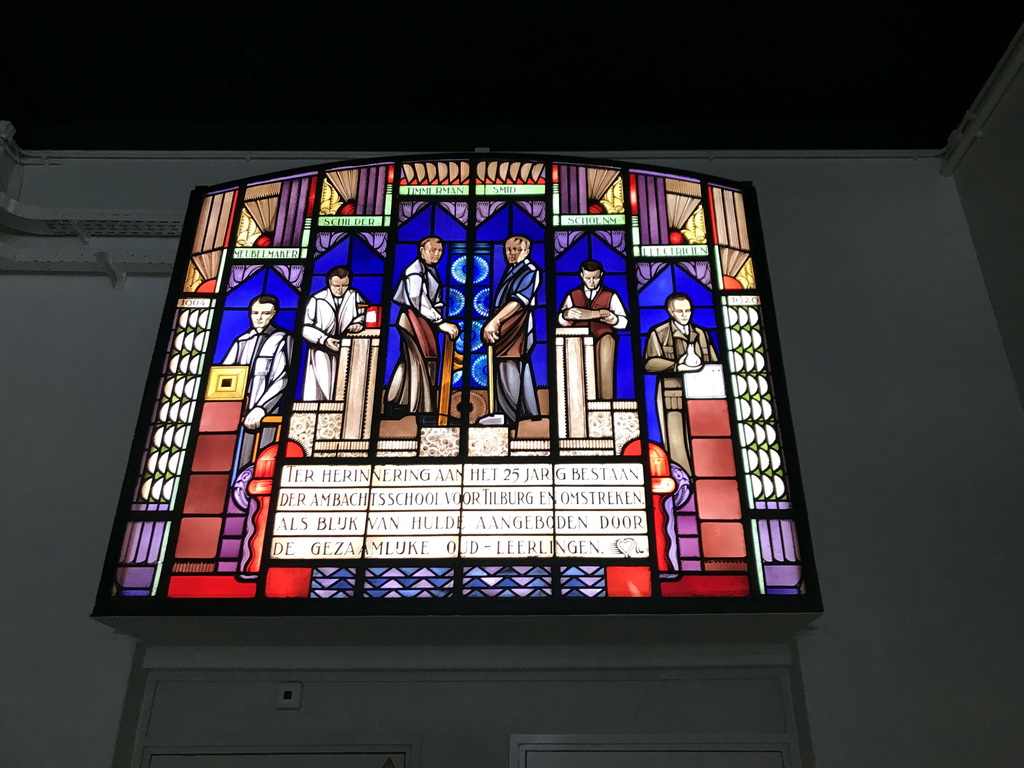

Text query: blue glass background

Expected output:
[216,265,300,363]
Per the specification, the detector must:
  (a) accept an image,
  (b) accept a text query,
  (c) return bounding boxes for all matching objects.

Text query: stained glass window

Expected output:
[95,155,818,612]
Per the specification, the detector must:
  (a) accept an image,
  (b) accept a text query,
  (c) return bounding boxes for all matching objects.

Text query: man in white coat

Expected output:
[301,266,367,401]
[221,293,293,470]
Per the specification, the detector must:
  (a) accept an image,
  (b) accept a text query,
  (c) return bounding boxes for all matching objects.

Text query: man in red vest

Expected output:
[558,259,628,400]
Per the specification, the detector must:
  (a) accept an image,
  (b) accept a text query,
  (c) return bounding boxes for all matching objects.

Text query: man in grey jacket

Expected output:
[643,292,718,474]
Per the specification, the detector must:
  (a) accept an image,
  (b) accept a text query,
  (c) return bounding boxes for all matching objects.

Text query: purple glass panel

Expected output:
[561,165,587,214]
[399,201,427,222]
[681,560,702,572]
[218,539,241,559]
[272,181,295,247]
[680,492,697,513]
[758,520,773,561]
[769,519,784,561]
[272,176,312,248]
[230,467,257,516]
[679,261,713,289]
[315,232,346,257]
[130,502,169,512]
[121,521,166,564]
[764,564,801,587]
[780,520,799,561]
[651,175,668,242]
[145,522,166,562]
[594,230,625,252]
[637,174,668,244]
[222,516,245,536]
[677,538,701,558]
[476,201,504,221]
[290,178,307,245]
[441,201,470,225]
[121,522,141,561]
[554,230,584,256]
[757,519,800,565]
[558,166,569,213]
[360,232,388,255]
[636,262,668,291]
[515,200,545,224]
[273,264,304,290]
[676,515,698,536]
[228,265,261,290]
[290,178,307,243]
[356,167,371,215]
[374,165,387,215]
[117,566,155,589]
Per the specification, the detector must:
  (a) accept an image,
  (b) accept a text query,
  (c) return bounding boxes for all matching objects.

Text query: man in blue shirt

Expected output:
[481,234,542,425]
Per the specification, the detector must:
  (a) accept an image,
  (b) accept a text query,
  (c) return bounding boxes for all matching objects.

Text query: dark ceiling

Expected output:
[7,8,1023,153]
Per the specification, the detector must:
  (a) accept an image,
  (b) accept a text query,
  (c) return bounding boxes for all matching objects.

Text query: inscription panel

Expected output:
[270,462,648,561]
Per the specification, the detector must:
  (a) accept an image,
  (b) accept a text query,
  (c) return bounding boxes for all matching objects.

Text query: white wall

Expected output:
[952,61,1024,407]
[2,148,1022,767]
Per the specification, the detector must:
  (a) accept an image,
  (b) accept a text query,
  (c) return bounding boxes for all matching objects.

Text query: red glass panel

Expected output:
[174,516,223,558]
[167,575,257,598]
[691,438,737,477]
[706,186,719,245]
[722,275,744,290]
[695,479,741,520]
[700,522,746,558]
[266,568,313,598]
[606,566,652,597]
[687,400,732,436]
[199,401,243,433]
[191,434,237,472]
[661,574,749,597]
[182,473,230,515]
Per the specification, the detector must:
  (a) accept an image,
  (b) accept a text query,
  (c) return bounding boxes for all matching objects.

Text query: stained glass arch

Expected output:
[94,154,819,616]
